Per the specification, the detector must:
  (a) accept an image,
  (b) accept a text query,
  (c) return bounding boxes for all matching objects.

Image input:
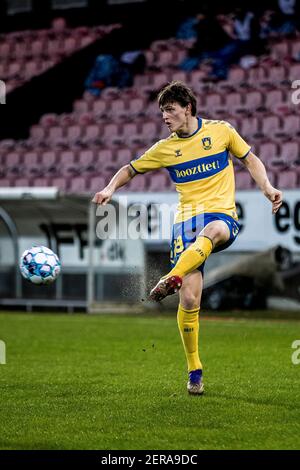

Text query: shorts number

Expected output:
[173,235,184,257]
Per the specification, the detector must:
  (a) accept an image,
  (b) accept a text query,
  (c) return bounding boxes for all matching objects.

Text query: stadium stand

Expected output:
[1,21,300,192]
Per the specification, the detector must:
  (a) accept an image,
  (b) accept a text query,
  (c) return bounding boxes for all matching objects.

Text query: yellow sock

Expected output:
[169,236,213,278]
[177,304,202,372]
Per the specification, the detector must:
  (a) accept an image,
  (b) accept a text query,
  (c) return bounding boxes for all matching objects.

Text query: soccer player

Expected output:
[92,81,282,395]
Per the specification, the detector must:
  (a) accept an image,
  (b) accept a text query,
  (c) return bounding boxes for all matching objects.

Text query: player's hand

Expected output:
[264,186,283,214]
[92,187,114,205]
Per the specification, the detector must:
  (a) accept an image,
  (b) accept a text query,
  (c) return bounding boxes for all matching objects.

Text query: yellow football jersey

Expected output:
[130,118,251,223]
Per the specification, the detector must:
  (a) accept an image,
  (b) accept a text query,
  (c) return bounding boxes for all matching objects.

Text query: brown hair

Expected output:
[157,80,197,116]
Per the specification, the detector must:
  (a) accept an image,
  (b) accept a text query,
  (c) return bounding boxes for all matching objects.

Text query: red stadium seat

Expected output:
[147,172,169,191]
[95,149,114,169]
[80,35,94,48]
[89,176,107,192]
[140,121,158,142]
[51,177,68,191]
[115,148,132,166]
[173,50,187,65]
[247,66,267,84]
[3,152,22,175]
[82,124,102,144]
[128,97,145,117]
[64,37,77,54]
[40,113,58,127]
[265,170,276,187]
[145,50,155,66]
[258,142,278,167]
[156,50,173,67]
[265,89,285,109]
[24,61,40,79]
[159,125,170,140]
[30,125,46,143]
[41,151,57,172]
[78,150,95,171]
[224,92,242,109]
[59,150,77,175]
[228,67,246,84]
[0,178,11,187]
[74,99,90,114]
[109,98,127,119]
[0,42,11,59]
[32,177,51,187]
[204,93,223,109]
[277,170,298,188]
[52,17,67,32]
[147,100,162,119]
[69,177,87,192]
[172,71,188,82]
[47,39,61,56]
[121,122,139,139]
[261,115,281,137]
[240,116,259,138]
[8,62,21,77]
[126,175,146,191]
[271,41,289,60]
[102,123,119,145]
[291,41,300,59]
[23,152,40,175]
[14,177,31,187]
[244,90,263,110]
[48,126,64,146]
[267,65,287,84]
[149,72,168,89]
[279,142,299,166]
[67,125,82,144]
[279,115,300,136]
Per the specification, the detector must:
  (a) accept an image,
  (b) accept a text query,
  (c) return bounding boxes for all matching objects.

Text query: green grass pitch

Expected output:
[0,312,299,450]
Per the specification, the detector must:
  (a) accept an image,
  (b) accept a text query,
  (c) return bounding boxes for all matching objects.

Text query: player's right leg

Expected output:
[177,270,204,395]
[149,219,230,302]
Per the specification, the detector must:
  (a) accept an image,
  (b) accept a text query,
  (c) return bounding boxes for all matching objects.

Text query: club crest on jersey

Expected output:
[175,149,182,157]
[202,137,212,150]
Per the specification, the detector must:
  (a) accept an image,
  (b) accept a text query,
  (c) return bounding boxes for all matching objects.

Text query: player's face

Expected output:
[161,102,189,133]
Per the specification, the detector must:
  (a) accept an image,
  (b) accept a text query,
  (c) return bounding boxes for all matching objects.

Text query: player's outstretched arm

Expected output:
[92,164,136,205]
[241,151,283,214]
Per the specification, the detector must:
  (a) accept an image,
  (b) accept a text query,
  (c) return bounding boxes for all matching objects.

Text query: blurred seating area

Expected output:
[0,7,300,193]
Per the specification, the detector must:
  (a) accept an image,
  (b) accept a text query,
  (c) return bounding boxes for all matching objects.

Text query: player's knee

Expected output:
[180,289,200,310]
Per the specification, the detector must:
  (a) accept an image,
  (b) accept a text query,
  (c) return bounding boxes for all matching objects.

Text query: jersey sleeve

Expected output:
[130,142,163,174]
[225,122,251,159]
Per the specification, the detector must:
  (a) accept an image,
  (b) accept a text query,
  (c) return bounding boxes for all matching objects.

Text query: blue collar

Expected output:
[176,117,202,138]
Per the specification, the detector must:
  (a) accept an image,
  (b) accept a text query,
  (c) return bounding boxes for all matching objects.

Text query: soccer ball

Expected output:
[20,246,61,285]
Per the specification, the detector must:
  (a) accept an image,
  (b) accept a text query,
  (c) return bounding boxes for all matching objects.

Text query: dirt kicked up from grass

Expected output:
[0,312,299,450]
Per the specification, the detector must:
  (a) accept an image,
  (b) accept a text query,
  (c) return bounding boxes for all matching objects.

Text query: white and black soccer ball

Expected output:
[20,246,61,285]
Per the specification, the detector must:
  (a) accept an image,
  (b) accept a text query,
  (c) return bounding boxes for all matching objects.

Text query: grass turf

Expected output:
[0,312,299,450]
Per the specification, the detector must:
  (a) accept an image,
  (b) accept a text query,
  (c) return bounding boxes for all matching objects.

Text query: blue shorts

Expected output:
[170,212,240,274]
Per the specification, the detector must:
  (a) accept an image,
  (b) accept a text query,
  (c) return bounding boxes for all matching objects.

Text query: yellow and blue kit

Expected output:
[130,118,251,272]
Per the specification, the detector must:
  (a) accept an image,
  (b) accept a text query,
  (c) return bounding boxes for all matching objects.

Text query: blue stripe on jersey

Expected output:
[166,150,229,183]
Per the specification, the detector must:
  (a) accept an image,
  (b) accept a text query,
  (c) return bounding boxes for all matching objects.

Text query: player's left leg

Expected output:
[177,270,204,395]
[150,220,230,301]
